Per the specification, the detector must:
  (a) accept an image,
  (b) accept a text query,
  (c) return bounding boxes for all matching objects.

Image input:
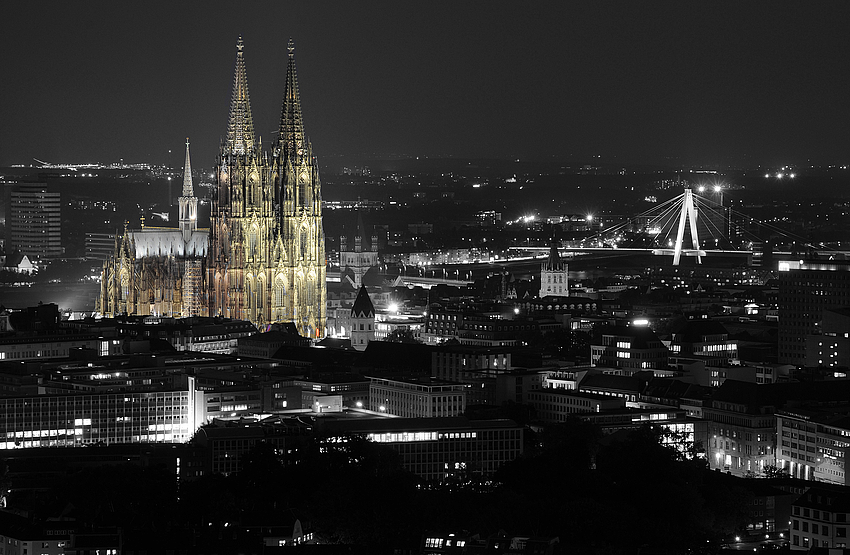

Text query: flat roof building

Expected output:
[368,376,466,418]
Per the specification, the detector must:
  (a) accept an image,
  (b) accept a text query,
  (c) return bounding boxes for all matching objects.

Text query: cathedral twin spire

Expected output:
[278,38,306,161]
[225,36,306,160]
[226,36,256,156]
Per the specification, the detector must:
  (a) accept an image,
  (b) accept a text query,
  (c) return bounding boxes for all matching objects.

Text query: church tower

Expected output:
[340,212,379,289]
[350,285,375,351]
[540,241,569,297]
[271,39,327,338]
[179,138,199,242]
[208,37,326,337]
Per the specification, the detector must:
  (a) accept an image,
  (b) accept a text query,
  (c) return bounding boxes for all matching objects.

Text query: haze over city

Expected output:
[3,1,850,167]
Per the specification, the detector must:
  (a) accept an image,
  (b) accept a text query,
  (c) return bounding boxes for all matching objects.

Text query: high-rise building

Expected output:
[4,183,62,259]
[100,38,326,337]
[777,260,850,366]
[84,232,117,260]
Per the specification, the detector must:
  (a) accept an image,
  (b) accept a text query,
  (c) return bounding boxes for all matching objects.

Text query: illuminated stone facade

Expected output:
[540,242,568,297]
[100,38,326,337]
[99,140,208,319]
[208,38,326,337]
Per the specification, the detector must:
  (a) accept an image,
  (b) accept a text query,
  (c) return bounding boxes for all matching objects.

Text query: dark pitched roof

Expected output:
[351,286,375,318]
[580,373,643,393]
[316,337,353,349]
[542,242,565,272]
[793,484,850,512]
[643,378,693,400]
[3,251,26,267]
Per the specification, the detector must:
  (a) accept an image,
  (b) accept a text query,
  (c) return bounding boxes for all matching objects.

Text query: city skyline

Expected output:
[2,1,850,168]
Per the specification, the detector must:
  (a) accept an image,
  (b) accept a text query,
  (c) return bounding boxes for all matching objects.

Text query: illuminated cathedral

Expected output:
[99,38,326,338]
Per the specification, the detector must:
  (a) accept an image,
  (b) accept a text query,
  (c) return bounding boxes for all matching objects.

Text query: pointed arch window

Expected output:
[249,227,259,260]
[246,278,253,309]
[274,276,286,306]
[257,276,264,310]
[299,172,310,208]
[300,227,309,261]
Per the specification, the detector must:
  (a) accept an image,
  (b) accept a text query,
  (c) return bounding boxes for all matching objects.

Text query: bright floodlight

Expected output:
[777,172,784,178]
[586,214,593,221]
[714,185,722,192]
[698,185,706,193]
[764,173,770,178]
[790,173,796,178]
[388,302,398,313]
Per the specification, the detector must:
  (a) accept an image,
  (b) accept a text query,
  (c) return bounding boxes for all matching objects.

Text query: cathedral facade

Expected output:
[98,139,208,319]
[100,38,326,338]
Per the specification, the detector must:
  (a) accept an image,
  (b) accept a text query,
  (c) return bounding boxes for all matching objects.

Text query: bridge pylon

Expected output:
[673,186,704,265]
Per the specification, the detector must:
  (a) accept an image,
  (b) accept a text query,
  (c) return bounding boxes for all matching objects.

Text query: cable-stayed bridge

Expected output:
[375,185,835,288]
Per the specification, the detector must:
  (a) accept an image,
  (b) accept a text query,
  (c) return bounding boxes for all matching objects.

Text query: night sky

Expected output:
[2,1,849,168]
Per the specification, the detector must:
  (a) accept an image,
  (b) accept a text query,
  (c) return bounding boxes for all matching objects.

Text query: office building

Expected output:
[778,260,850,365]
[790,485,850,550]
[590,324,668,371]
[369,376,466,417]
[320,416,523,481]
[4,183,62,259]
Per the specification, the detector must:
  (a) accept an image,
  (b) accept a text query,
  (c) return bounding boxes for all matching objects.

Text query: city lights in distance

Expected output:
[764,167,797,179]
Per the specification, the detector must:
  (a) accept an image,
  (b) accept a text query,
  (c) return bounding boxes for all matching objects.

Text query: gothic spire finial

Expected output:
[182,138,194,196]
[278,38,305,161]
[227,36,256,156]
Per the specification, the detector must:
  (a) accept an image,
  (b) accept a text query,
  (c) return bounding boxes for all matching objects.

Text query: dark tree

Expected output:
[385,328,421,344]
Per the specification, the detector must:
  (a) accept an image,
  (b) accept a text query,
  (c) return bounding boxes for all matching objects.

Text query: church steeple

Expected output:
[543,241,566,272]
[227,36,256,156]
[540,238,568,298]
[278,38,306,161]
[181,137,194,197]
[179,138,198,241]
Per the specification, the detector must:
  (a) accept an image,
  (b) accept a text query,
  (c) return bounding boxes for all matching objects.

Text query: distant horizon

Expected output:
[1,153,847,174]
[3,2,849,171]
